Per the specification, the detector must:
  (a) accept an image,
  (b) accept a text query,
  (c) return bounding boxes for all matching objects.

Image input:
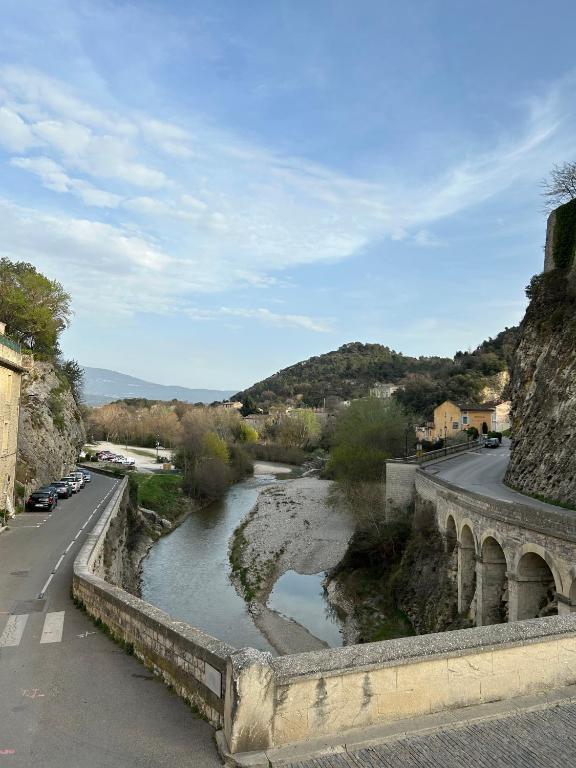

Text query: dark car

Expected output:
[38,486,59,506]
[484,437,500,448]
[26,492,57,512]
[51,481,72,498]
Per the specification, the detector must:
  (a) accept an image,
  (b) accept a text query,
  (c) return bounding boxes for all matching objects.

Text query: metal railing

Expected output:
[0,335,21,353]
[388,439,480,465]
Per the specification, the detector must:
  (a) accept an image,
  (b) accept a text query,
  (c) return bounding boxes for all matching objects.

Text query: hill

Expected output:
[234,328,520,419]
[82,367,235,406]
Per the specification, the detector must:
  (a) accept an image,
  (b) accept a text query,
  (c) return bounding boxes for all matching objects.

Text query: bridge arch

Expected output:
[514,547,559,620]
[479,534,508,625]
[445,515,457,555]
[569,578,576,612]
[458,523,476,617]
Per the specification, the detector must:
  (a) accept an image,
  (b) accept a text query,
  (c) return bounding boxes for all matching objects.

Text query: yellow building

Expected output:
[432,400,496,440]
[0,322,25,521]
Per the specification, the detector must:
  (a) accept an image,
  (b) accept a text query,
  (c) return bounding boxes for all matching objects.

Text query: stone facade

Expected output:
[0,324,25,519]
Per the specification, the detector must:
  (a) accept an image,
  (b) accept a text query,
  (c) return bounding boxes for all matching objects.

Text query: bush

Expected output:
[245,442,308,465]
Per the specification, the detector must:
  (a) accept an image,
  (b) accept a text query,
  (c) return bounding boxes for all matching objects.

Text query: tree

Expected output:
[542,162,576,211]
[0,259,71,357]
[327,398,411,483]
[277,410,320,448]
[58,359,84,403]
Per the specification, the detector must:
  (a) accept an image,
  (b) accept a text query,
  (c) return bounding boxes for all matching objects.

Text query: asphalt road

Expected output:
[423,440,566,514]
[0,473,220,768]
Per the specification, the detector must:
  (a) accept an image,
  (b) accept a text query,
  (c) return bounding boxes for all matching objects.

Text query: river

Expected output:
[140,469,345,653]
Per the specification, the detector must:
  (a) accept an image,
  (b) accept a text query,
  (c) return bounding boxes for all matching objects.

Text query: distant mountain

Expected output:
[82,367,235,406]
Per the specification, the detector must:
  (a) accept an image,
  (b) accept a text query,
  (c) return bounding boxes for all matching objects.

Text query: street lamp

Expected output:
[155,433,160,462]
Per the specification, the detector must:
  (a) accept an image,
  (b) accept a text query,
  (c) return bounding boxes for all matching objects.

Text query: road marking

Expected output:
[38,573,55,598]
[38,481,121,599]
[77,630,95,638]
[0,614,29,647]
[0,748,16,755]
[22,688,45,699]
[40,611,65,644]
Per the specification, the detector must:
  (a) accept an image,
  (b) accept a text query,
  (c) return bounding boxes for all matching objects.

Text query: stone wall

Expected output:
[0,336,24,516]
[224,616,576,754]
[73,476,235,727]
[385,462,417,520]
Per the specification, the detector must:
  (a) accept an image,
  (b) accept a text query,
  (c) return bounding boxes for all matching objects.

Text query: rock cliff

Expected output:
[17,360,86,494]
[505,200,576,504]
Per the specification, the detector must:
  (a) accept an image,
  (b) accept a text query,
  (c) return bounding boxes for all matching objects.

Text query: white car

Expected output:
[61,475,81,493]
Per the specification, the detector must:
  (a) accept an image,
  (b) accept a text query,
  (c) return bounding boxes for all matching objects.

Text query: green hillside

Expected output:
[234,327,520,419]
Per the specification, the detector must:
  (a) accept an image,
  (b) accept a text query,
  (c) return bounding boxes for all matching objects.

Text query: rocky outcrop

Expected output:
[394,498,460,634]
[17,360,85,492]
[505,202,576,504]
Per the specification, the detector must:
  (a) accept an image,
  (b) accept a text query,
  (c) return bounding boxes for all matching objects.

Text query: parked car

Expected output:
[484,437,500,448]
[38,486,60,505]
[26,491,57,511]
[80,470,91,483]
[62,475,81,493]
[52,480,73,498]
[71,471,86,488]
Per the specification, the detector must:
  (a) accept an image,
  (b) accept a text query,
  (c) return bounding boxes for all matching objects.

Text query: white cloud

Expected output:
[0,65,575,331]
[186,306,332,332]
[11,156,122,207]
[0,106,37,151]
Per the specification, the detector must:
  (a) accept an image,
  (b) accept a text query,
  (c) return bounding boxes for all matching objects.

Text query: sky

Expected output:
[1,1,576,390]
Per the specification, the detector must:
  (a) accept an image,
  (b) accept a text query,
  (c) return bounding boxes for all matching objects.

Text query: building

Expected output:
[0,322,25,521]
[432,400,496,439]
[220,401,243,411]
[369,382,401,399]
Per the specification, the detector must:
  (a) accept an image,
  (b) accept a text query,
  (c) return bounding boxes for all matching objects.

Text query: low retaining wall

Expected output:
[226,615,576,755]
[72,476,235,727]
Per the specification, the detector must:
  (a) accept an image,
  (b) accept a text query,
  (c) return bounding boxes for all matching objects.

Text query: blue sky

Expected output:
[1,1,575,390]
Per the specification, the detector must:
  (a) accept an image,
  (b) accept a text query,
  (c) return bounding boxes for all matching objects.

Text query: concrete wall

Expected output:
[73,477,235,727]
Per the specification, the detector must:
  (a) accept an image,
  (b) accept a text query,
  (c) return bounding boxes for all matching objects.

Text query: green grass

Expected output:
[129,473,186,520]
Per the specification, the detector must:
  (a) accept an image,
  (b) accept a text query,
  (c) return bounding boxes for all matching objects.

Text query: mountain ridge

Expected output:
[82,366,235,405]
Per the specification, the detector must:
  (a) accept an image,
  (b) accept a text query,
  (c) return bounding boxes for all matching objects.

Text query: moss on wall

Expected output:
[552,198,576,269]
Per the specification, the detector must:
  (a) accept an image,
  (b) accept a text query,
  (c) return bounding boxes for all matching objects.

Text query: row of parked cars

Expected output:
[95,450,135,467]
[25,469,92,512]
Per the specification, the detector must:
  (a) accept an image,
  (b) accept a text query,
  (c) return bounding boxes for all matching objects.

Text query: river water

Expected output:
[140,471,344,652]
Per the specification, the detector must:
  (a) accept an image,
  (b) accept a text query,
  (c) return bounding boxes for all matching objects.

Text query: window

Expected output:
[452,421,459,430]
[462,415,468,425]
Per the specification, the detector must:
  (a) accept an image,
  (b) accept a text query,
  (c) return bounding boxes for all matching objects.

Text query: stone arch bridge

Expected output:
[386,462,576,628]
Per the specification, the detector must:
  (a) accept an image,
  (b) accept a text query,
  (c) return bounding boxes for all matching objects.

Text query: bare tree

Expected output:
[542,162,576,211]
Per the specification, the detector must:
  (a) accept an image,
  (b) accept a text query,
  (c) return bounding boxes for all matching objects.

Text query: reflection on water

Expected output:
[141,471,346,652]
[141,475,277,653]
[267,570,344,647]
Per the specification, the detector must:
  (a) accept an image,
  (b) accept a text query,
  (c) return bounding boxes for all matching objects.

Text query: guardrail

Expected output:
[388,439,480,465]
[0,335,21,353]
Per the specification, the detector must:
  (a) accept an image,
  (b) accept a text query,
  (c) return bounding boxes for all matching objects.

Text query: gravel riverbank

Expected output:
[230,474,355,653]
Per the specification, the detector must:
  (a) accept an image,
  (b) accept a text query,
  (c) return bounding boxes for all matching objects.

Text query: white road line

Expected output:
[39,573,54,598]
[40,611,65,644]
[0,614,29,647]
[53,554,65,572]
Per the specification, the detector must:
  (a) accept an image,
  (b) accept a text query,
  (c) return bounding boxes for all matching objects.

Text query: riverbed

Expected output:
[140,466,354,654]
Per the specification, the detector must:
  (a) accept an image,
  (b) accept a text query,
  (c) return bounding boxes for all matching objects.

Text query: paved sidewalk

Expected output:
[288,699,576,767]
